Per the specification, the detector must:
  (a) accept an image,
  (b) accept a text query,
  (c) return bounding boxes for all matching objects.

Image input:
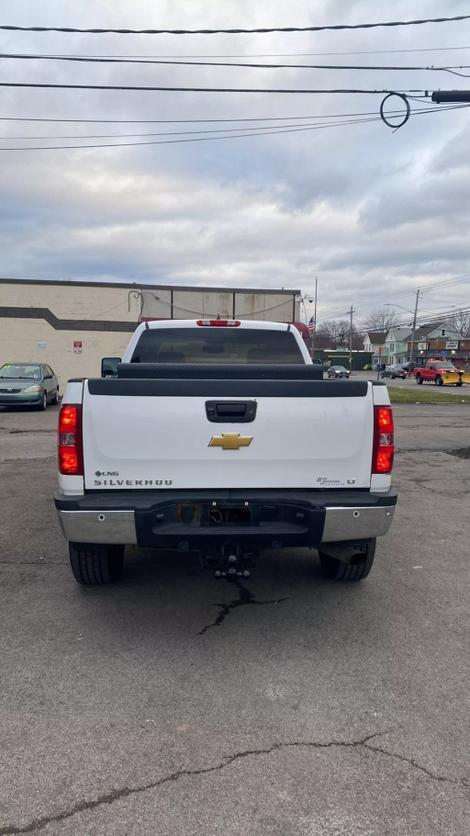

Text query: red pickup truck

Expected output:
[414,360,470,386]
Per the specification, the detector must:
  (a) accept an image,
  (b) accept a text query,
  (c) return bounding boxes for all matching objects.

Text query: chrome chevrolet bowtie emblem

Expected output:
[209,433,253,451]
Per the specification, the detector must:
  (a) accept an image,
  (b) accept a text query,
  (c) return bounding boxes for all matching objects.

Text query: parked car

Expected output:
[327,365,350,379]
[401,361,419,373]
[0,362,59,409]
[381,364,408,380]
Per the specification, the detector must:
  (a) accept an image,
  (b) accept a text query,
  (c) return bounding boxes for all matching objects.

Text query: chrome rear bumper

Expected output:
[56,489,396,547]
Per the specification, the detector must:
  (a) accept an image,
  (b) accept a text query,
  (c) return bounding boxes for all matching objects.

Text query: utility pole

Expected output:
[311,276,318,358]
[409,289,420,364]
[348,305,354,373]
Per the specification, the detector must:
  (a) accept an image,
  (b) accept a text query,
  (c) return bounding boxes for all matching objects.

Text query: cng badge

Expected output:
[209,433,253,451]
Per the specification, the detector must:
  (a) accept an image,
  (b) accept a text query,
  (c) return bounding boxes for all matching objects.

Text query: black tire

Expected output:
[69,542,124,585]
[52,388,60,404]
[318,539,376,582]
[456,381,463,387]
[416,374,423,385]
[37,391,47,410]
[435,376,443,386]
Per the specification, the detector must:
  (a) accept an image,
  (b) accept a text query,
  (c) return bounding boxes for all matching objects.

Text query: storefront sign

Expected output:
[445,340,459,349]
[418,342,428,351]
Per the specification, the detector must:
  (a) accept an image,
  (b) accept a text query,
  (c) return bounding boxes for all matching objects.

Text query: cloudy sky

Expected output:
[1,0,470,326]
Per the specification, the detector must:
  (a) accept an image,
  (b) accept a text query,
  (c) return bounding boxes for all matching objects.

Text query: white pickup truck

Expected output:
[55,319,396,585]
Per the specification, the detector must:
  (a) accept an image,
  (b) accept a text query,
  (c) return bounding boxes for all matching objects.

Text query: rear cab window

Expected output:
[131,328,305,364]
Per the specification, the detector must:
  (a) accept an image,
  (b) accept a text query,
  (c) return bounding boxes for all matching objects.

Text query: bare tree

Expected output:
[316,319,363,350]
[363,307,401,333]
[446,311,470,337]
[314,324,335,349]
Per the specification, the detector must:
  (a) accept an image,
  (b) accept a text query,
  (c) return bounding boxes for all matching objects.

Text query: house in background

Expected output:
[382,327,412,365]
[362,331,386,366]
[405,322,467,365]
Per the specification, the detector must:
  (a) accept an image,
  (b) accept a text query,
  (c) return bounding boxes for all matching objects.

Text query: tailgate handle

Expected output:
[206,400,257,423]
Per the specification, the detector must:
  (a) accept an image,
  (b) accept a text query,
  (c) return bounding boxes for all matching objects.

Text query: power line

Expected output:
[6,46,467,60]
[0,81,429,94]
[320,273,470,319]
[0,117,383,141]
[1,51,470,74]
[0,120,386,151]
[322,304,470,335]
[1,15,470,35]
[0,102,462,150]
[0,102,467,126]
[3,104,463,124]
[1,102,467,142]
[4,46,470,60]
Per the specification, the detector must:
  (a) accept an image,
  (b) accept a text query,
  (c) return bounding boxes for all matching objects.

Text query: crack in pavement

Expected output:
[197,576,288,635]
[1,730,468,835]
[0,456,56,464]
[1,428,56,435]
[447,447,470,460]
[408,478,469,498]
[0,561,65,566]
[395,447,466,454]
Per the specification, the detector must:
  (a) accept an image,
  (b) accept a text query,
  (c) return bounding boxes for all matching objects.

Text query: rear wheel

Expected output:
[416,374,423,384]
[318,539,376,582]
[69,543,124,585]
[52,388,60,404]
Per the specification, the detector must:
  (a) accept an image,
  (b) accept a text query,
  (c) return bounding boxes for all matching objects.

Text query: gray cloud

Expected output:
[1,0,470,322]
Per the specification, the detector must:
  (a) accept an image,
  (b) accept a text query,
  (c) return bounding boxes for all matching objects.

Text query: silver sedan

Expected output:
[0,363,60,410]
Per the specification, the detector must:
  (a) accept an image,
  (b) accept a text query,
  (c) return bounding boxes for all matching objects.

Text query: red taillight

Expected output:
[196,319,241,327]
[58,404,83,475]
[372,405,394,474]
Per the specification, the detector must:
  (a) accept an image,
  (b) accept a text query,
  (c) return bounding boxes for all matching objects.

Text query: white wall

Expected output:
[0,281,300,387]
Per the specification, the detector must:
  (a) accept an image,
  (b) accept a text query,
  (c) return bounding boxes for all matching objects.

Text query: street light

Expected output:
[385,291,420,363]
[384,302,413,317]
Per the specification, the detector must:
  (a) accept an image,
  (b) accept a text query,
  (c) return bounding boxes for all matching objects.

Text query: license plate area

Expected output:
[148,500,318,532]
[174,502,253,527]
[135,499,325,548]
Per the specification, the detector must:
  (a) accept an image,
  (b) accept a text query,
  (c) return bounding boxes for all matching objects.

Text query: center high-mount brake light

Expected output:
[196,319,241,327]
[58,404,83,475]
[372,405,394,474]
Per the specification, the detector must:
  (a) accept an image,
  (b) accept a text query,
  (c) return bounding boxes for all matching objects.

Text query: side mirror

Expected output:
[101,357,121,378]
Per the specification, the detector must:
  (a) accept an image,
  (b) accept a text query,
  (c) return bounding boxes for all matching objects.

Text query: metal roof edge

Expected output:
[0,277,300,295]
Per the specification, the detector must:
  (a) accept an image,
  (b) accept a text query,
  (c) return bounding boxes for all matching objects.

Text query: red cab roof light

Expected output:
[196,319,241,327]
[58,404,83,475]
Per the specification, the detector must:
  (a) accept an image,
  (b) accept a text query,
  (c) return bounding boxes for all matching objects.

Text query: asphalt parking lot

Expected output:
[358,369,470,397]
[0,403,469,835]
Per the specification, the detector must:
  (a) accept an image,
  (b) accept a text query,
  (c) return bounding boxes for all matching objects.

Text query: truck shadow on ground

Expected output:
[73,547,380,646]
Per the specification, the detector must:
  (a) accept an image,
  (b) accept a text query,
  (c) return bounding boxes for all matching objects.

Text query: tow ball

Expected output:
[202,546,257,579]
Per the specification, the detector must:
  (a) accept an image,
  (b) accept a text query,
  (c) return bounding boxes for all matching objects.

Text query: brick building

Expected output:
[0,279,300,386]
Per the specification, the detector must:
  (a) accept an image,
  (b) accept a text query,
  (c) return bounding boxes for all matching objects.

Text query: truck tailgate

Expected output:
[82,379,374,491]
